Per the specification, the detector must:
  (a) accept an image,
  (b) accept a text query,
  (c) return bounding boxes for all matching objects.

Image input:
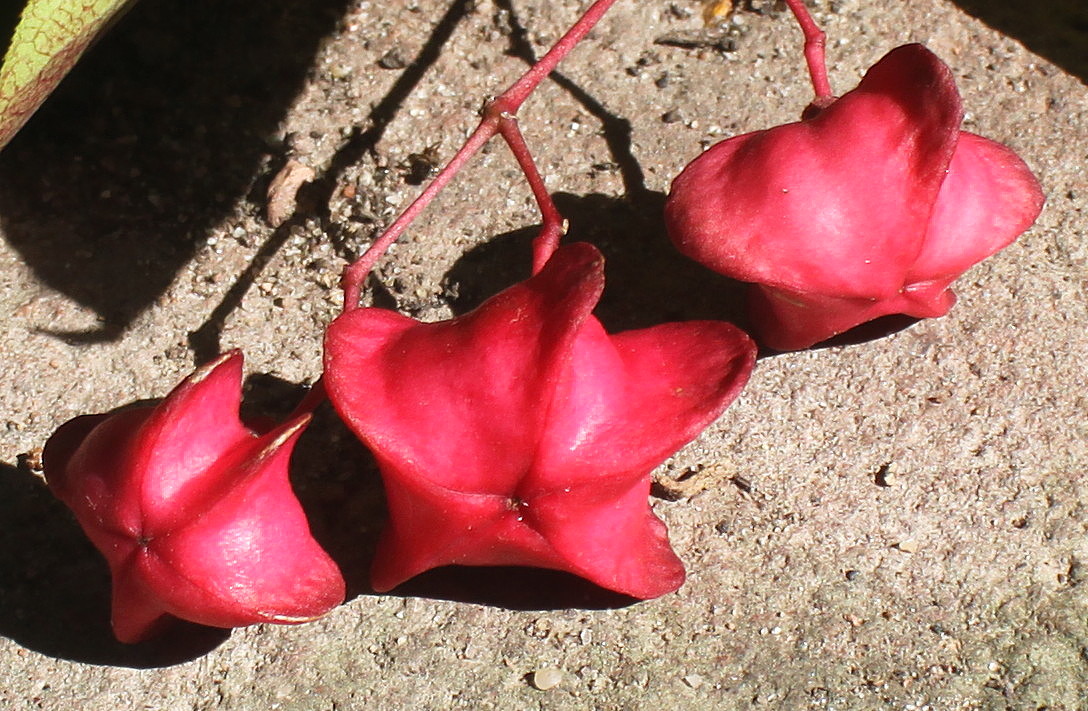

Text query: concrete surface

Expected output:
[0,0,1085,708]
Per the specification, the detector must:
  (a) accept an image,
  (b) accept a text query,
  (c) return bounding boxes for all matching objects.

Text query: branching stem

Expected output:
[496,116,567,275]
[341,0,620,310]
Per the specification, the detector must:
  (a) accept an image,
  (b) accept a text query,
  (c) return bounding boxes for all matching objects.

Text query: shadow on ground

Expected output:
[444,191,750,332]
[388,566,640,611]
[0,460,229,667]
[0,374,381,668]
[0,0,353,343]
[951,0,1088,83]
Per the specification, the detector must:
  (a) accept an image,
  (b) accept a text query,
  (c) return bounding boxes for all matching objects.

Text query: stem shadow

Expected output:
[191,0,476,361]
[444,190,750,333]
[318,0,477,211]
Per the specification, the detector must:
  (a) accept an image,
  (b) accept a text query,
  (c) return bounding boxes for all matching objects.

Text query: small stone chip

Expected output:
[19,447,44,471]
[895,539,920,553]
[378,48,408,69]
[683,673,705,689]
[530,668,563,690]
[701,0,733,26]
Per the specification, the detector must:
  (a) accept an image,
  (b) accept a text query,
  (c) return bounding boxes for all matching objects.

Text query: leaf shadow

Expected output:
[950,0,1088,84]
[0,0,354,343]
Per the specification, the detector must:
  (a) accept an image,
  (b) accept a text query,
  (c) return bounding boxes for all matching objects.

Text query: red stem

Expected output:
[340,126,494,310]
[782,0,834,105]
[495,0,619,114]
[340,0,620,310]
[497,117,567,275]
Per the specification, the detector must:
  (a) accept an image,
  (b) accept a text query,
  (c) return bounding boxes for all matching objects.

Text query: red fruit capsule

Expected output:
[43,352,345,643]
[665,44,1044,350]
[325,242,756,598]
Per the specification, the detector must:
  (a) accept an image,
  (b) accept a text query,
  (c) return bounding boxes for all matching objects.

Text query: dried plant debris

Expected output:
[266,159,316,228]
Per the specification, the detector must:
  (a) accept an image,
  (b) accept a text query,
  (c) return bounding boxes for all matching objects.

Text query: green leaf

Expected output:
[0,0,135,151]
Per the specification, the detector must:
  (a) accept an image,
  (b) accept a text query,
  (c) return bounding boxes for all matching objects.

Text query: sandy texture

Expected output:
[1,0,1086,708]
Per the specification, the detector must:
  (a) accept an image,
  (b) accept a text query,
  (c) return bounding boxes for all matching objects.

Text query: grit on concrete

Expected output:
[0,0,1085,708]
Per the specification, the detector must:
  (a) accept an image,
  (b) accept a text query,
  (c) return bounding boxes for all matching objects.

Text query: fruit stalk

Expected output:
[340,0,620,310]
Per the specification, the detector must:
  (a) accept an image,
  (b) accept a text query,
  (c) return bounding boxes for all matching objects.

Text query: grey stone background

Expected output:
[0,0,1085,708]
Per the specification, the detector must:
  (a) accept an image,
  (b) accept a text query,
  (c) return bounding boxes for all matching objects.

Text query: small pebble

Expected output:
[378,48,407,69]
[20,448,44,471]
[662,109,683,124]
[683,673,705,689]
[329,63,353,80]
[896,539,920,553]
[530,668,563,690]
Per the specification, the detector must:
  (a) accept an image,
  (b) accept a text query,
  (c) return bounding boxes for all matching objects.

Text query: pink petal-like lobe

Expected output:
[43,352,345,643]
[325,242,755,598]
[665,44,1043,350]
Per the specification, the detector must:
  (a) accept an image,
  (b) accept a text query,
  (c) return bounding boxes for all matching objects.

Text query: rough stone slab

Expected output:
[0,0,1085,708]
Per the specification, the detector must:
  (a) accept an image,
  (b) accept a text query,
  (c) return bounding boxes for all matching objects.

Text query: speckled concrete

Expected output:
[1,0,1085,708]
